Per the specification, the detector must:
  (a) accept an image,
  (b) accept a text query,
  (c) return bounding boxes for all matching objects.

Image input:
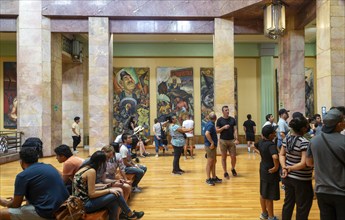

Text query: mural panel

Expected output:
[200,68,214,135]
[113,67,150,136]
[157,67,194,125]
[3,62,17,129]
[305,67,314,117]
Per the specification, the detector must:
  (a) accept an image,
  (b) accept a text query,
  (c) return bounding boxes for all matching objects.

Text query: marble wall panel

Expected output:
[0,0,19,15]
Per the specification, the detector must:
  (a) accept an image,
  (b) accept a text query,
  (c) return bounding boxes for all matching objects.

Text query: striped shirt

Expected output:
[282,134,313,181]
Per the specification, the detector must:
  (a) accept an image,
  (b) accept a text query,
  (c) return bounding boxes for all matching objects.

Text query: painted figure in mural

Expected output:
[200,68,214,135]
[118,70,137,100]
[8,96,18,122]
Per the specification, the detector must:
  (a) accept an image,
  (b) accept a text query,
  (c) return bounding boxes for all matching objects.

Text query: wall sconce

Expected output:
[264,0,286,39]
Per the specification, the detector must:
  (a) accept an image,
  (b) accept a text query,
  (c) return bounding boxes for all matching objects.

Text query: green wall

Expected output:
[0,40,316,57]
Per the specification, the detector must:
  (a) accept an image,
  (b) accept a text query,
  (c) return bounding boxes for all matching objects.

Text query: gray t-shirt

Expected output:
[307,132,345,196]
[153,123,162,136]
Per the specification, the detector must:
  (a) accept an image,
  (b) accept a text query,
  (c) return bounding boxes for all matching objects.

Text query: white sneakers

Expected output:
[132,186,142,193]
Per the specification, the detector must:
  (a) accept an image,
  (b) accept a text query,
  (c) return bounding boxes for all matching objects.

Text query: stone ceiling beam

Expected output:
[294,0,316,30]
[42,0,261,18]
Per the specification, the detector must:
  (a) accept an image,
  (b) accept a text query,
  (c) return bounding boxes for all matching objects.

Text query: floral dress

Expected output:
[72,168,91,203]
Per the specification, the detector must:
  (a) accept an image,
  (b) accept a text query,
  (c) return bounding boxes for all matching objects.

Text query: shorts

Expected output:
[205,146,217,159]
[245,133,255,141]
[185,137,194,146]
[8,205,47,220]
[260,180,280,201]
[219,139,236,156]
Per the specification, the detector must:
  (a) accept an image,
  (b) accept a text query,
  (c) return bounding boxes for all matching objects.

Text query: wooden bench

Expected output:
[83,173,136,220]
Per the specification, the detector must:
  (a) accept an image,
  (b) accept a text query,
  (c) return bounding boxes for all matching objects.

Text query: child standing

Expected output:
[254,125,280,220]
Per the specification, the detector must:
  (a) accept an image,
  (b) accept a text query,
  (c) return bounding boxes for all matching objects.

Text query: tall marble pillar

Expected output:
[213,18,235,116]
[316,0,345,110]
[88,17,113,154]
[17,0,54,156]
[51,33,62,151]
[260,44,275,124]
[278,17,305,115]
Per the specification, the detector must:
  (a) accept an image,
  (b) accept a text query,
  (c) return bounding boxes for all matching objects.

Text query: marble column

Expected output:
[88,17,113,154]
[278,17,305,115]
[316,0,345,110]
[260,45,275,124]
[51,33,62,151]
[213,18,235,117]
[17,0,54,156]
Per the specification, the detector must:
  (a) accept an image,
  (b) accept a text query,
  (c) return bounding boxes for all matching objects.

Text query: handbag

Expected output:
[321,133,345,167]
[55,196,85,220]
[182,133,187,139]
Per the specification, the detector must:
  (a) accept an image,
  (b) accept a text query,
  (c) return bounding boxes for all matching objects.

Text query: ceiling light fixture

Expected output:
[264,0,286,39]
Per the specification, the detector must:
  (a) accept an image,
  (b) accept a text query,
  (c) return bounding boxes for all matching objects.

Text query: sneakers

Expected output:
[127,210,145,219]
[212,176,222,183]
[155,154,159,158]
[132,187,142,193]
[73,150,79,154]
[184,156,188,160]
[206,178,215,186]
[178,169,185,173]
[140,155,145,158]
[172,171,183,175]
[224,172,230,179]
[268,216,278,220]
[231,168,238,176]
[260,212,268,220]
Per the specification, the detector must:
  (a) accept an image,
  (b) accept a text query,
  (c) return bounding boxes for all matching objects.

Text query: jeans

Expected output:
[72,135,81,151]
[125,164,147,187]
[172,146,183,172]
[282,177,313,220]
[316,193,345,220]
[154,135,162,153]
[84,194,130,220]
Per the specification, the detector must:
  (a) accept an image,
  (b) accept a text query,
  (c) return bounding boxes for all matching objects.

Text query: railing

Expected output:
[0,131,23,155]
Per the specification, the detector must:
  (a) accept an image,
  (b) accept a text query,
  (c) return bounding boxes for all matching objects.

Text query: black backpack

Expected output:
[22,137,43,158]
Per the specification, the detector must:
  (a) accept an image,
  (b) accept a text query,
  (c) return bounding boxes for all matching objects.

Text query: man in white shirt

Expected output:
[262,114,277,127]
[120,133,147,193]
[182,114,194,159]
[71,116,81,153]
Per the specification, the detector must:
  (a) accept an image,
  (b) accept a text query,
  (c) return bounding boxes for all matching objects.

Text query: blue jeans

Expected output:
[172,146,183,172]
[125,164,147,187]
[84,194,130,220]
[154,135,163,153]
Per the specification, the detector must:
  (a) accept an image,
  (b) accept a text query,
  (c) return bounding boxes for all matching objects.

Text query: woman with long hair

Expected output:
[73,151,144,220]
[169,115,193,175]
[279,116,314,220]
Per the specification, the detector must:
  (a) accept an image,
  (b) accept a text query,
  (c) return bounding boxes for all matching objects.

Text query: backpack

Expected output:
[54,196,85,220]
[22,137,43,158]
[160,123,168,145]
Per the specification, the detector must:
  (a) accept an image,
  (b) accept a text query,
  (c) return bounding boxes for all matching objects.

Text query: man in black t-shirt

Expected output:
[216,105,239,179]
[243,114,256,153]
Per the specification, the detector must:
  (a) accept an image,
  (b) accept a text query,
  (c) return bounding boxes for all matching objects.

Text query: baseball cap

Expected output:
[262,125,278,139]
[322,109,343,133]
[279,108,290,116]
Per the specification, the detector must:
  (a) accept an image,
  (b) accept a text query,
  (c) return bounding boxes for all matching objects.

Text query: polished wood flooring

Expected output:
[0,146,320,220]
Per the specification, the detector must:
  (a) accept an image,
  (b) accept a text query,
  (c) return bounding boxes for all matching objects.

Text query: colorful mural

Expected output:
[113,67,150,136]
[3,62,17,129]
[157,67,194,125]
[305,67,314,117]
[200,68,214,135]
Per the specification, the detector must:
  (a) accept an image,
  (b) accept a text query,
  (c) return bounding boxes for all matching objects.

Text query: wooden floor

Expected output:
[0,146,320,220]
